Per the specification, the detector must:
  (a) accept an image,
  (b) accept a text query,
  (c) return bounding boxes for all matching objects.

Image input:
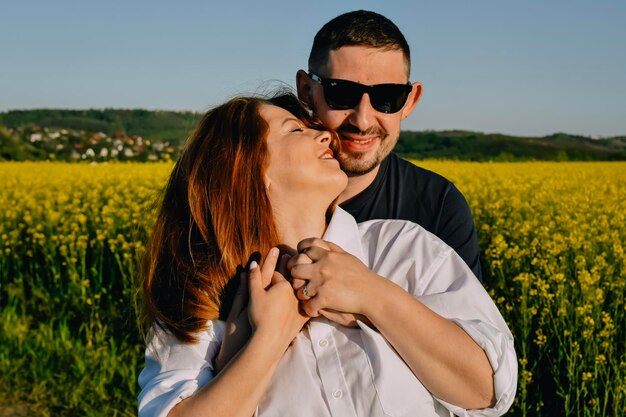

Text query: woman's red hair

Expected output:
[141,93,329,343]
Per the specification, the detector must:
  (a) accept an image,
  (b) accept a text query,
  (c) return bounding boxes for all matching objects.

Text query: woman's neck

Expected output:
[271,196,329,250]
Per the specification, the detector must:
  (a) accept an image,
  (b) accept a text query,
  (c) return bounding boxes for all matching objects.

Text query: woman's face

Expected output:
[261,104,348,201]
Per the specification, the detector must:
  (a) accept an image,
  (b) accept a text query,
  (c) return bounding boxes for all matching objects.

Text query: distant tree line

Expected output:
[396,130,626,161]
[1,109,625,162]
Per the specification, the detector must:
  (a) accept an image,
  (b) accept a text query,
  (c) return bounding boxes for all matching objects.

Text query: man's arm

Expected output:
[436,183,482,281]
[288,239,514,411]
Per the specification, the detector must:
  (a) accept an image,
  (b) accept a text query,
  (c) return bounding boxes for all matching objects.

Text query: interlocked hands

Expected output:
[217,239,380,369]
[288,238,377,328]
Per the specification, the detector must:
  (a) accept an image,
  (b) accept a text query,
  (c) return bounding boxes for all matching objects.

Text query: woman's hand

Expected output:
[215,248,305,373]
[167,248,309,417]
[288,238,383,321]
[249,248,309,345]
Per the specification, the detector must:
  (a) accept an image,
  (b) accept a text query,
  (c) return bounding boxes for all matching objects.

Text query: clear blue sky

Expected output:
[2,0,625,137]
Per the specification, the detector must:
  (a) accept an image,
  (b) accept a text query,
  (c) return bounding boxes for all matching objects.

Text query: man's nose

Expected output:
[347,93,376,132]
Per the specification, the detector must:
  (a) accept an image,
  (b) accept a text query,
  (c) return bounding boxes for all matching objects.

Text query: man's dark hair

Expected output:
[308,10,411,76]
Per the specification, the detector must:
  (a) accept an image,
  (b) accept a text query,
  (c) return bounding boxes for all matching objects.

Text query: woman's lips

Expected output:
[319,149,335,159]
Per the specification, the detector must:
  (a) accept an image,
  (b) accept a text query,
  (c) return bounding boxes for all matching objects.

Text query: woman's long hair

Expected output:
[141,93,325,343]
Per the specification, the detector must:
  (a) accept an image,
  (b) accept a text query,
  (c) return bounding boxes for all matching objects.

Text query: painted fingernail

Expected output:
[270,247,279,257]
[249,261,259,271]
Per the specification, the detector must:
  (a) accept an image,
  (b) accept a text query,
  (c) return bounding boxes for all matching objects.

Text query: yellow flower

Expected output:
[521,370,533,385]
[534,332,547,347]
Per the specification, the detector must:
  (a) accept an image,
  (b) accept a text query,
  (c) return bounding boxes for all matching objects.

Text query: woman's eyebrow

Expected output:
[281,117,301,127]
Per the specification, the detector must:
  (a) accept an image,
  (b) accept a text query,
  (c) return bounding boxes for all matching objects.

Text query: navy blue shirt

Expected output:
[339,153,482,281]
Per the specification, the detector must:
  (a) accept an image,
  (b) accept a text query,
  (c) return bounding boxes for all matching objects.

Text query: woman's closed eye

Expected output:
[289,126,304,133]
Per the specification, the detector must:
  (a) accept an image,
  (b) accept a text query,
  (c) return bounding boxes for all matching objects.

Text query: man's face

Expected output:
[301,46,421,177]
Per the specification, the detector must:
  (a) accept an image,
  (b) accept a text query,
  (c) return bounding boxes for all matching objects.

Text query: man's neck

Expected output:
[336,164,380,205]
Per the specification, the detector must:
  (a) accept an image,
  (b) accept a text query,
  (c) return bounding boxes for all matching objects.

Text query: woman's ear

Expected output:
[264,174,272,191]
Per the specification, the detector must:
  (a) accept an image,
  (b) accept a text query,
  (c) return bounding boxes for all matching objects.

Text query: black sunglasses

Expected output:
[308,71,413,114]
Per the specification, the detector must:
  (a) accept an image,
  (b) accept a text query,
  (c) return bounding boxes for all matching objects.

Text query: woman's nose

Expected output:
[315,130,331,144]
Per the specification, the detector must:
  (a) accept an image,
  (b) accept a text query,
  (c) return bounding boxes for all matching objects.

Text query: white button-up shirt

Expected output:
[138,207,517,417]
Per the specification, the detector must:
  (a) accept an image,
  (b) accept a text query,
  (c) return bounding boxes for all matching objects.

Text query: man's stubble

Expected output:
[310,98,397,178]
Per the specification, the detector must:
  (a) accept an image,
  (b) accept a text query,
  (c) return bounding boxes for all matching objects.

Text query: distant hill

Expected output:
[396,130,626,161]
[1,109,625,162]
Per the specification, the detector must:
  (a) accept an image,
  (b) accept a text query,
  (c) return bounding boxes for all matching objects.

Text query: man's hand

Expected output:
[289,240,364,327]
[288,238,383,325]
[317,309,373,328]
[214,271,251,373]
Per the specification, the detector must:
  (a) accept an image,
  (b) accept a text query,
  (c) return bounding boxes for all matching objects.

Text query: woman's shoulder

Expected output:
[139,320,225,416]
[148,319,226,344]
[145,320,226,366]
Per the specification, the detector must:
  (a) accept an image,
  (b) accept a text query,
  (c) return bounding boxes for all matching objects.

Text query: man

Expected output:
[212,13,510,414]
[295,10,482,280]
[218,7,486,366]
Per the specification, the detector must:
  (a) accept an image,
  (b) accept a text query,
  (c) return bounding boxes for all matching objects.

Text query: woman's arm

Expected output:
[150,249,308,417]
[169,328,289,417]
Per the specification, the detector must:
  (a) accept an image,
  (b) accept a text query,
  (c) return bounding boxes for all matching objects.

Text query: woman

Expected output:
[138,94,517,417]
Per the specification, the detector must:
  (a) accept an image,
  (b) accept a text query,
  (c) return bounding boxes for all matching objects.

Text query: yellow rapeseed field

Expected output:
[1,161,624,416]
[418,161,626,416]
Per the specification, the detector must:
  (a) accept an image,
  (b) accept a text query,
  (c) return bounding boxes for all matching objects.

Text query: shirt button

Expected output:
[318,339,328,348]
[332,390,343,399]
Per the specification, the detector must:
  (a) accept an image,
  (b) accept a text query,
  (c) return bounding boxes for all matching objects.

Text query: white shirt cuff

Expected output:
[435,319,518,417]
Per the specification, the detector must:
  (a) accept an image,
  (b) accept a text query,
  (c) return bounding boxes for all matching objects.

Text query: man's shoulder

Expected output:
[357,218,453,266]
[358,218,451,252]
[382,154,463,206]
[385,153,454,189]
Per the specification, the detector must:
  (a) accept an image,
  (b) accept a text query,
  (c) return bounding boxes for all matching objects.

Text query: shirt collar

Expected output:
[322,206,366,264]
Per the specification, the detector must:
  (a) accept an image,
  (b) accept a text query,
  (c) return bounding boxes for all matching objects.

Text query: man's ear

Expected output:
[401,82,423,119]
[296,70,313,105]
